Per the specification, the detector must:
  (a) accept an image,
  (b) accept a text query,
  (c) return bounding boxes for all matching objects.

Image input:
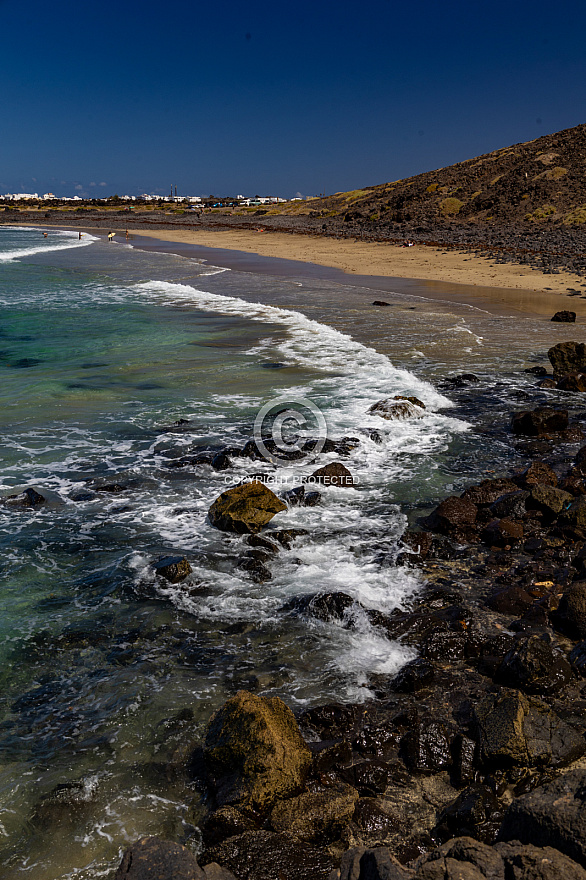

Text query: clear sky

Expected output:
[1,0,585,199]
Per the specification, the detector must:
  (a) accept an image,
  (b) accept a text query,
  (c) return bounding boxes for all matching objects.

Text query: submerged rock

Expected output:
[511,408,569,437]
[203,691,312,812]
[5,487,47,507]
[208,482,287,534]
[114,836,205,880]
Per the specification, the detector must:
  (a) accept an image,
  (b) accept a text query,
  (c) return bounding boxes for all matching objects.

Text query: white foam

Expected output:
[0,226,98,262]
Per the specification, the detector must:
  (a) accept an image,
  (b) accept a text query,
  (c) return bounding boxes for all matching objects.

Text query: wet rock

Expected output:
[527,484,573,518]
[558,372,586,391]
[391,659,436,693]
[569,640,586,675]
[5,487,47,507]
[341,760,395,796]
[369,399,424,420]
[340,847,412,880]
[498,769,586,869]
[551,310,577,322]
[200,806,261,848]
[539,377,558,388]
[473,689,585,769]
[496,635,572,694]
[208,483,287,534]
[203,691,312,812]
[372,300,391,306]
[211,452,233,471]
[285,591,357,625]
[421,630,467,662]
[394,395,426,409]
[113,836,205,880]
[553,580,586,636]
[246,535,280,554]
[352,798,401,839]
[495,841,586,880]
[435,784,502,844]
[204,831,334,880]
[269,784,359,843]
[282,485,321,507]
[401,719,451,774]
[524,366,548,376]
[559,496,586,532]
[268,528,308,549]
[443,373,481,387]
[488,490,529,519]
[33,777,99,829]
[401,531,433,560]
[511,408,569,437]
[416,836,586,880]
[514,461,558,489]
[548,341,586,377]
[202,865,238,880]
[461,479,518,505]
[308,462,355,488]
[237,556,273,583]
[152,555,192,583]
[423,496,478,540]
[452,735,478,789]
[482,518,524,547]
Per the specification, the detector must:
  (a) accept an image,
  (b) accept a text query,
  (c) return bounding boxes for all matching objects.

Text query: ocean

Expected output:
[0,225,575,878]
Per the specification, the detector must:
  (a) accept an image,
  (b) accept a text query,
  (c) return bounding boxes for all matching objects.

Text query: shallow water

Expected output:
[0,226,578,878]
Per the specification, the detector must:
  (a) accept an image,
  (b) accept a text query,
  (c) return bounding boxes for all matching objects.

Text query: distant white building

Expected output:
[4,193,39,200]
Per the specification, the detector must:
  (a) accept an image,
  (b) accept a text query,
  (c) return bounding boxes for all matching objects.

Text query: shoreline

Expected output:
[12,219,586,319]
[133,226,585,294]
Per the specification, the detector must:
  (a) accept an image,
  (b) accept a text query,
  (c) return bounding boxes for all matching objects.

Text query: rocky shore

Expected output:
[105,336,586,880]
[4,208,586,281]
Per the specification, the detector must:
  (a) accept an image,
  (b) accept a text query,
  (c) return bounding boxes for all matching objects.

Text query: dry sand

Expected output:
[133,227,585,295]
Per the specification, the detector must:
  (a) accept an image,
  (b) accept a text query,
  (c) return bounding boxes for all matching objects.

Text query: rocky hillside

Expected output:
[287,123,586,228]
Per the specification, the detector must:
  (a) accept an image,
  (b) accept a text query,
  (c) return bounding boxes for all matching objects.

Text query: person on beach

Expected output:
[108,232,115,242]
[125,229,129,239]
[43,232,48,237]
[78,232,83,240]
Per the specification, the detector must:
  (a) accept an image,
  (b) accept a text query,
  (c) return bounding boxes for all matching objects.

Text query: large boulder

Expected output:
[203,691,312,812]
[340,847,412,880]
[114,837,205,880]
[208,483,286,534]
[548,341,586,377]
[424,496,478,540]
[473,689,585,769]
[498,769,586,869]
[527,484,573,518]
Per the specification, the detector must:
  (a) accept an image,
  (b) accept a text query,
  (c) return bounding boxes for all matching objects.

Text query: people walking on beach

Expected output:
[108,232,115,242]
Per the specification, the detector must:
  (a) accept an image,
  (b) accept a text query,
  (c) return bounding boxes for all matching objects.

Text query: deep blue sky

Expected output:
[1,0,585,199]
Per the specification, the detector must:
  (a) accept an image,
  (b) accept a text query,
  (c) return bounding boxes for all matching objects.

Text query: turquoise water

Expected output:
[0,225,573,878]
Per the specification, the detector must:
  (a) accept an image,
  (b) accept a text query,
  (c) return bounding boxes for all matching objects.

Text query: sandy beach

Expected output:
[133,226,586,295]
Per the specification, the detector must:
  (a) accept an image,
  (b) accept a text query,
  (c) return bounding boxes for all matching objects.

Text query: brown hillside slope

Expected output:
[283,123,586,228]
